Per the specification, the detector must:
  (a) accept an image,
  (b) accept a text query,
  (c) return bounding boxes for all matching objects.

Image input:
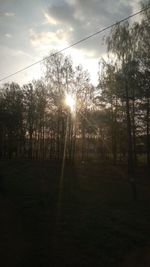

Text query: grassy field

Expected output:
[0,160,150,266]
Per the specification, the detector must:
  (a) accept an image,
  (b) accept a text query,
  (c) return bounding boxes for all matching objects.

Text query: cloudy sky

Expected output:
[0,0,141,85]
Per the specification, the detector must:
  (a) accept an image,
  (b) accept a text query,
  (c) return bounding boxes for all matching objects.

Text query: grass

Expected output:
[0,159,150,266]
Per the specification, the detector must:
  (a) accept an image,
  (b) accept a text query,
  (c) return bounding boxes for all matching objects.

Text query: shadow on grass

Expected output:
[0,160,150,266]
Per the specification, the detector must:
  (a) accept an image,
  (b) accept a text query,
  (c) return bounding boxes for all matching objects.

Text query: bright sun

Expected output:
[65,93,76,113]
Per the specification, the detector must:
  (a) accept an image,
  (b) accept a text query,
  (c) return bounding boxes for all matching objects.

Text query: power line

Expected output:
[0,5,150,83]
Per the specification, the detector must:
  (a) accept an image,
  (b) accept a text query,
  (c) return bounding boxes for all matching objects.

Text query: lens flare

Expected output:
[65,93,76,113]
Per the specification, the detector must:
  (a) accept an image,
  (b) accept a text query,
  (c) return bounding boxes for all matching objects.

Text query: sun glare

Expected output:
[65,93,76,113]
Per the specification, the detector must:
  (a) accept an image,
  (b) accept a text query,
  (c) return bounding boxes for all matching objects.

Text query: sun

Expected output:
[65,93,76,113]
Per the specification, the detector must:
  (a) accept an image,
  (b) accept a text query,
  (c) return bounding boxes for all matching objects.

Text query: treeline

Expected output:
[97,3,150,173]
[0,1,149,172]
[0,58,94,161]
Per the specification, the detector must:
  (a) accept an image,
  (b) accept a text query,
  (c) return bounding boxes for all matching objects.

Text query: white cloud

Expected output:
[5,12,15,17]
[43,12,59,25]
[5,33,12,38]
[29,28,70,56]
[0,11,15,17]
[0,0,141,86]
[45,0,140,57]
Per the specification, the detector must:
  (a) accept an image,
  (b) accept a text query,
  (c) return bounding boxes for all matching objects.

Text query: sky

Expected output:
[0,0,142,86]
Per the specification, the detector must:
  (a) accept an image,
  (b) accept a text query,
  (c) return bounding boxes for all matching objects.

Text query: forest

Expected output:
[0,1,150,267]
[0,5,149,173]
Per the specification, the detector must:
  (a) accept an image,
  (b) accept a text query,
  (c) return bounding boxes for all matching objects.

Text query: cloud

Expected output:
[5,33,12,38]
[44,0,139,57]
[0,11,15,17]
[5,12,15,17]
[29,27,71,56]
[43,12,59,25]
[30,28,68,45]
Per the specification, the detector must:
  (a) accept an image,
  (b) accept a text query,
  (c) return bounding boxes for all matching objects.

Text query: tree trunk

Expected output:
[29,129,33,159]
[125,81,136,200]
[146,88,150,167]
[132,91,137,165]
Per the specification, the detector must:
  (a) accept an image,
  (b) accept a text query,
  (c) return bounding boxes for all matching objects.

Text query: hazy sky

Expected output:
[0,0,141,85]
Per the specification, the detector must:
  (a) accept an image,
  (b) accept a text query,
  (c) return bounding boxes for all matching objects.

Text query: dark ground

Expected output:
[0,159,150,267]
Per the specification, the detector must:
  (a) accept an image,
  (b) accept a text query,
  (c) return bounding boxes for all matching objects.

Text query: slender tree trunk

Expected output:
[112,103,117,165]
[0,129,3,159]
[72,116,77,162]
[29,129,33,159]
[57,110,60,161]
[146,89,150,167]
[125,81,136,200]
[82,120,85,161]
[42,123,45,159]
[132,92,137,165]
[112,124,117,165]
[125,82,134,173]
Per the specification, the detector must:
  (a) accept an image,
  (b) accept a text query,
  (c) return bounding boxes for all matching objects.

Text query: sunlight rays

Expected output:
[65,93,76,114]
